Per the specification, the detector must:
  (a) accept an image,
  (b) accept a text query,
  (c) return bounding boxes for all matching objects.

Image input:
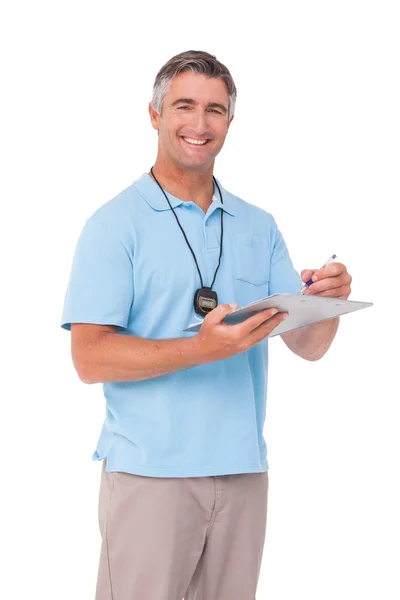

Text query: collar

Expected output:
[133,173,236,216]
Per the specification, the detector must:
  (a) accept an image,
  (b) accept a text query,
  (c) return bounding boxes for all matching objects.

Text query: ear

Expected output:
[148,102,160,131]
[227,114,234,129]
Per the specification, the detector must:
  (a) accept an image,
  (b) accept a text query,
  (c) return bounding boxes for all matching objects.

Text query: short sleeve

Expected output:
[60,215,134,331]
[269,217,302,295]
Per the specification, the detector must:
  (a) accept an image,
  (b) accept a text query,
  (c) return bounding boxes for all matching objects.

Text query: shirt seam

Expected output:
[91,214,134,266]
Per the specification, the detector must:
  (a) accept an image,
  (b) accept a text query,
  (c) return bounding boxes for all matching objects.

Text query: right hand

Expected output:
[194,303,288,363]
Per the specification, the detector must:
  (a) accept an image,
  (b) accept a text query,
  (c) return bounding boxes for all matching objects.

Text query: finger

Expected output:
[304,276,345,295]
[311,262,345,282]
[204,303,237,326]
[301,269,315,283]
[232,307,281,336]
[306,268,352,294]
[311,285,351,299]
[246,312,288,345]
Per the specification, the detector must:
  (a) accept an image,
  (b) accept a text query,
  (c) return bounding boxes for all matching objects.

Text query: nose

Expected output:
[188,108,209,135]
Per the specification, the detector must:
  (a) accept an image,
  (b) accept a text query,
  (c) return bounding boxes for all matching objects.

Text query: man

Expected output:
[61,50,352,600]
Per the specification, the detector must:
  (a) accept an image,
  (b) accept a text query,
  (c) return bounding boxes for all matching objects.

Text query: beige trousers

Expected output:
[95,458,269,600]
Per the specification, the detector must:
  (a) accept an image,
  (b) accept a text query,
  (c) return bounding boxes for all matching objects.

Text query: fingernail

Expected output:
[271,308,278,315]
[312,275,318,282]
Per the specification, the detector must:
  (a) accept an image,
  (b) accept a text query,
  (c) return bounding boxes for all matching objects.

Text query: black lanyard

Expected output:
[150,166,223,316]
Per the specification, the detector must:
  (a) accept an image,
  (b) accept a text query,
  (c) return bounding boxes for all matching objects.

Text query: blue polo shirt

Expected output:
[60,173,302,477]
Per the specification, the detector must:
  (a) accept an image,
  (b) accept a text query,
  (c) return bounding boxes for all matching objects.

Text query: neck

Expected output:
[149,158,215,210]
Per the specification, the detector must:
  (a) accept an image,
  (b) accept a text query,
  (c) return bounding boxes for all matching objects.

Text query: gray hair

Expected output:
[151,50,237,121]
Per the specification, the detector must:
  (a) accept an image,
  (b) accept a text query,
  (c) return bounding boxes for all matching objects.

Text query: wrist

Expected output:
[187,333,207,366]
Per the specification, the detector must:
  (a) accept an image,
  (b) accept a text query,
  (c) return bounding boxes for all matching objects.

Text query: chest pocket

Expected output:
[232,233,270,286]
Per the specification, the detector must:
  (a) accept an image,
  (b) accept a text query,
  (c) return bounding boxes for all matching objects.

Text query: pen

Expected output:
[300,254,337,294]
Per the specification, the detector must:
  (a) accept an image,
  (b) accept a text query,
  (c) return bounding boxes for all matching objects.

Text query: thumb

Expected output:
[301,269,315,283]
[205,302,238,325]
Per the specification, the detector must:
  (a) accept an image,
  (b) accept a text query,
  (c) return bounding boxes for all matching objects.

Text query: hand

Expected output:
[194,303,288,363]
[301,262,352,299]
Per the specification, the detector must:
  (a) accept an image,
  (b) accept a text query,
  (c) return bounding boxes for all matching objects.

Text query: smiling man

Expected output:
[61,50,352,600]
[148,69,231,213]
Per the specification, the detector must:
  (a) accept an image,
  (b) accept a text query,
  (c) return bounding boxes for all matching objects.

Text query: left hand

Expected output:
[301,262,352,299]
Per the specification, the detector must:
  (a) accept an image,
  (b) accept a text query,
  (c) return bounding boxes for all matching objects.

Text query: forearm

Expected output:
[281,316,340,361]
[79,332,205,384]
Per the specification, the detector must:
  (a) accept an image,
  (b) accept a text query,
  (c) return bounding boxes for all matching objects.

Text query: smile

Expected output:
[181,137,210,146]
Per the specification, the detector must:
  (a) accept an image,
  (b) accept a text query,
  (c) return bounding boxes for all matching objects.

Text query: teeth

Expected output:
[183,137,208,145]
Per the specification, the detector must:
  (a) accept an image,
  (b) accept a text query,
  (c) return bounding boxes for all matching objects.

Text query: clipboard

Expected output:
[183,294,373,336]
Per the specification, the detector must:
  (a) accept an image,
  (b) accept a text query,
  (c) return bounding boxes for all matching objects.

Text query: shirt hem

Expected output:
[93,453,269,477]
[60,316,128,331]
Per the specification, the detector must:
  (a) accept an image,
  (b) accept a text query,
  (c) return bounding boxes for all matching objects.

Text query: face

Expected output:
[149,71,234,172]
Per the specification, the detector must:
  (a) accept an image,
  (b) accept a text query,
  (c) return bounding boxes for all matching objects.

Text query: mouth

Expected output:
[180,136,211,148]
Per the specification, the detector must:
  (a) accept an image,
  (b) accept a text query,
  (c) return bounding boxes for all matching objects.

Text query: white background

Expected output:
[1,1,399,599]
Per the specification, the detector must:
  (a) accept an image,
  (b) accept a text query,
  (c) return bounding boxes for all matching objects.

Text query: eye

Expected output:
[177,106,190,110]
[208,109,222,114]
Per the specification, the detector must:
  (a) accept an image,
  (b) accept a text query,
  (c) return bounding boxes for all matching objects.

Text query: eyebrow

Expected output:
[170,98,228,114]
